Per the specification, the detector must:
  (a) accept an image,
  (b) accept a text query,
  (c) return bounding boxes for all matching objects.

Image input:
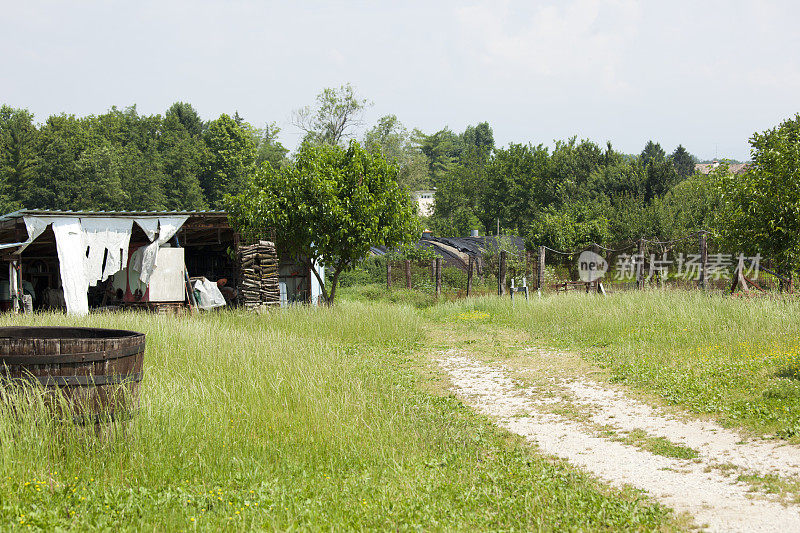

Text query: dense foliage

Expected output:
[6,86,799,280]
[226,142,418,303]
[716,114,800,275]
[425,130,707,248]
[0,103,286,211]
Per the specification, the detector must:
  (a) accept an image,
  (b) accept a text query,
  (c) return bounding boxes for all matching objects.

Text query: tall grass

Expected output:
[431,291,800,437]
[0,302,668,530]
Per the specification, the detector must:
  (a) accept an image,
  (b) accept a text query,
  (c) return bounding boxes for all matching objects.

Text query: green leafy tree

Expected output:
[527,199,612,253]
[430,155,486,236]
[28,114,91,209]
[165,102,204,137]
[482,143,550,235]
[461,122,494,163]
[254,122,288,169]
[640,140,666,168]
[226,141,418,303]
[607,193,657,243]
[670,144,696,179]
[717,114,800,276]
[653,172,720,242]
[418,127,463,185]
[201,113,256,208]
[292,84,371,146]
[160,113,208,210]
[364,115,430,191]
[74,141,126,210]
[637,141,679,201]
[364,115,407,161]
[0,106,37,211]
[424,122,495,235]
[549,138,605,195]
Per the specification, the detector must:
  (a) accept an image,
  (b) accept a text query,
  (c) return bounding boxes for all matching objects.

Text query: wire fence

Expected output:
[535,231,789,295]
[346,230,793,299]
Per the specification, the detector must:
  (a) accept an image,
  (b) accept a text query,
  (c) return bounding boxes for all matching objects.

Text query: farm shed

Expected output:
[0,210,325,314]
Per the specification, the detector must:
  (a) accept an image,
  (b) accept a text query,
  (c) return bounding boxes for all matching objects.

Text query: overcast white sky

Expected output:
[3,0,799,160]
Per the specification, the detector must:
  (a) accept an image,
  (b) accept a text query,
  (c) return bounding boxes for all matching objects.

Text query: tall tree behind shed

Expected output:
[201,113,257,208]
[292,83,371,146]
[226,141,418,303]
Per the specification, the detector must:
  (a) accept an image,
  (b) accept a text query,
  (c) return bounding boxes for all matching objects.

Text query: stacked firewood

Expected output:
[238,241,280,309]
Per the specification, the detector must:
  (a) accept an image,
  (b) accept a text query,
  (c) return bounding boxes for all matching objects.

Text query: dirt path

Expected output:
[437,346,800,532]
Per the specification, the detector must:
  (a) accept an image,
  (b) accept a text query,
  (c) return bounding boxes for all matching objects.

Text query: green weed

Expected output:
[0,302,671,531]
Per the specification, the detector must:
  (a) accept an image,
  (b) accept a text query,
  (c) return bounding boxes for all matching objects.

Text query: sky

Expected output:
[2,0,799,161]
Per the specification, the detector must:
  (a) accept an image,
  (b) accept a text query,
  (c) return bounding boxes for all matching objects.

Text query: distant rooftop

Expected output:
[695,161,749,175]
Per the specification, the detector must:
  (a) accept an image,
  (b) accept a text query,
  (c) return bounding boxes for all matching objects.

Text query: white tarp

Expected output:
[135,218,159,242]
[19,214,188,316]
[21,217,52,252]
[136,217,189,284]
[80,218,134,285]
[192,278,226,309]
[50,219,89,316]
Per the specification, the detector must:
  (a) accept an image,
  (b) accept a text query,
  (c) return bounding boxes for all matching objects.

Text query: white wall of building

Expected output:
[411,190,435,217]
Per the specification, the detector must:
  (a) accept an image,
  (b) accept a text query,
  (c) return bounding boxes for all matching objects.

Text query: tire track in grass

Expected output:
[562,378,800,478]
[439,350,800,532]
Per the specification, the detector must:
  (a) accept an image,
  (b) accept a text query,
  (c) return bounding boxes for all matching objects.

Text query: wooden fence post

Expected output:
[699,231,708,290]
[467,256,474,297]
[435,257,442,296]
[498,250,507,296]
[431,258,436,284]
[636,239,645,289]
[386,261,392,290]
[538,246,546,291]
[525,251,532,285]
[405,259,412,289]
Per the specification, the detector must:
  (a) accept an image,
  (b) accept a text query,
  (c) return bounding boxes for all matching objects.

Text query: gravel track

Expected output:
[439,350,800,532]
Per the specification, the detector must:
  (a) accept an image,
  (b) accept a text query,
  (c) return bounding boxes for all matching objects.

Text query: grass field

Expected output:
[418,289,800,439]
[0,302,670,531]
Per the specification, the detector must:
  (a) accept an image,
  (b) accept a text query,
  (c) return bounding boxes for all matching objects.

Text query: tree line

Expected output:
[1,88,701,241]
[4,84,798,280]
[0,102,287,212]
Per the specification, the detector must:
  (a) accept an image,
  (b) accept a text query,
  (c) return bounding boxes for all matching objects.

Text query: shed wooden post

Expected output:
[467,256,474,297]
[435,257,442,296]
[498,250,507,296]
[431,258,435,283]
[699,232,708,290]
[538,246,546,291]
[636,239,645,289]
[386,261,392,290]
[405,260,412,289]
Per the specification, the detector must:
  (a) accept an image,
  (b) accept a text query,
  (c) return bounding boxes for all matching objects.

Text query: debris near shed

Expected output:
[238,241,280,309]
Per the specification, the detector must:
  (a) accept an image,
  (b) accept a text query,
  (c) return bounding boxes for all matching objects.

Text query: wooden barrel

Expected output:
[0,327,145,421]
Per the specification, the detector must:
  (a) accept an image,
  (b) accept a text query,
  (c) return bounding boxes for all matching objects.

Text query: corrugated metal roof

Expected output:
[0,209,227,222]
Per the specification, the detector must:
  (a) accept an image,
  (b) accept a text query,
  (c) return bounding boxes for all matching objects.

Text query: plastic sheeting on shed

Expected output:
[20,214,189,315]
[192,278,226,310]
[81,218,134,283]
[50,219,89,316]
[137,217,188,284]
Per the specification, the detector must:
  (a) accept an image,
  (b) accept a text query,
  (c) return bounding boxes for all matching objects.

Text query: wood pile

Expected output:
[238,241,280,309]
